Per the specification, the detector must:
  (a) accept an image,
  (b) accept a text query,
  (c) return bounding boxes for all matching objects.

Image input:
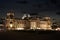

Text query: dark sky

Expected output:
[0,0,59,19]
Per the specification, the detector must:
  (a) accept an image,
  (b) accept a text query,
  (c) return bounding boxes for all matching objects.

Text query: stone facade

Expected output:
[5,12,52,30]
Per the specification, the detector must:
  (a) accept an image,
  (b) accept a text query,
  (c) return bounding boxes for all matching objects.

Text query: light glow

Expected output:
[15,28,24,30]
[10,24,13,28]
[55,28,60,31]
[30,22,37,29]
[37,28,41,29]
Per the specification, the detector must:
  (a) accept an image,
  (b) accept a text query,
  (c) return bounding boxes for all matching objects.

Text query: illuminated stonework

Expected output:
[5,12,52,30]
[40,21,51,30]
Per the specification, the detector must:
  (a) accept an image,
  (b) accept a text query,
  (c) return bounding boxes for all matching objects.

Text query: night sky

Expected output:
[0,0,59,19]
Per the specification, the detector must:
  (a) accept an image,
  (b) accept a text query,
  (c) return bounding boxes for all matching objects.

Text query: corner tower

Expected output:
[6,11,15,30]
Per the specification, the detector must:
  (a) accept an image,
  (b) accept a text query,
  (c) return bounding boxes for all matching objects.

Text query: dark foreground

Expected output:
[0,30,60,40]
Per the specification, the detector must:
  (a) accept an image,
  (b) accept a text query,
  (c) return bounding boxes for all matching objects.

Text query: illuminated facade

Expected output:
[29,18,40,30]
[40,21,51,30]
[5,12,15,30]
[5,12,52,30]
[14,19,26,30]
